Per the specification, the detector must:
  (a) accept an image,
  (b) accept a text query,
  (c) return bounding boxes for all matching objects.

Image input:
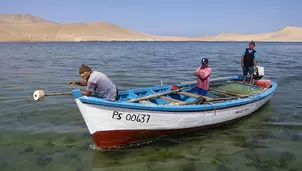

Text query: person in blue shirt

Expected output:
[241,41,258,85]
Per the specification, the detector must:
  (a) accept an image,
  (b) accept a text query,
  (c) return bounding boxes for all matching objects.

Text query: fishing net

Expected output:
[208,81,264,98]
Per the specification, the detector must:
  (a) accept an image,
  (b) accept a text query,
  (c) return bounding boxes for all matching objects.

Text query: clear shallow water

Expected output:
[0,42,302,171]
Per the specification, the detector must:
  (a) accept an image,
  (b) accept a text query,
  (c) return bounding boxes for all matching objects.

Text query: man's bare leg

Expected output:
[249,74,253,85]
[242,75,247,84]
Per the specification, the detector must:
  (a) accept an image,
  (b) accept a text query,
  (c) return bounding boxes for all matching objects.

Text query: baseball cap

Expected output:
[201,58,208,65]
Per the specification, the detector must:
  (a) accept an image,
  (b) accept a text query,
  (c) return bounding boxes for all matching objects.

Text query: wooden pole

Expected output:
[45,92,72,96]
[260,84,272,93]
[128,86,190,103]
[33,90,72,101]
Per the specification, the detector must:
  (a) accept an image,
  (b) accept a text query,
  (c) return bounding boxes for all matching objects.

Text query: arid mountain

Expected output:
[0,14,301,42]
[0,14,51,24]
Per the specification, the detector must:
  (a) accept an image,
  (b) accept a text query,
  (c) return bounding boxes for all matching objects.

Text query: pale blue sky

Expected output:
[1,0,301,37]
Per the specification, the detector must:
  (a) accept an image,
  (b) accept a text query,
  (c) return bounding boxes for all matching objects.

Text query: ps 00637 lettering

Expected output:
[112,111,151,123]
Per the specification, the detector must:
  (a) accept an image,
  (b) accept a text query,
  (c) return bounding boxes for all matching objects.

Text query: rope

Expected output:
[208,102,216,124]
[204,103,206,120]
[209,102,216,116]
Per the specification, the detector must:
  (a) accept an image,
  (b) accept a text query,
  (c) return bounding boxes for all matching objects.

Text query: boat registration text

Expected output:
[234,107,250,115]
[112,111,151,123]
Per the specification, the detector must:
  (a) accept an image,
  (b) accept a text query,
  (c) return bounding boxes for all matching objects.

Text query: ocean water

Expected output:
[0,41,301,171]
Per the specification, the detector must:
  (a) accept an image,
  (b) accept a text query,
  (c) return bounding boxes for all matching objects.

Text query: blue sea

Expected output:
[0,42,301,171]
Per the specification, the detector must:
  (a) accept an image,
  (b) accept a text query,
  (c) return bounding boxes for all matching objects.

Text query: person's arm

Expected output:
[81,83,97,96]
[199,68,211,79]
[68,80,87,86]
[254,51,258,60]
[81,89,92,96]
[254,52,258,67]
[194,68,206,77]
[241,56,244,68]
[194,67,201,76]
[195,68,210,79]
[241,51,245,68]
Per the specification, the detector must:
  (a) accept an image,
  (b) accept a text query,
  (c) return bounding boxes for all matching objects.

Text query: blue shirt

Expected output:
[242,49,258,60]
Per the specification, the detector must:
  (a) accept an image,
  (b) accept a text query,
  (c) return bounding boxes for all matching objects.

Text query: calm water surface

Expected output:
[0,42,302,171]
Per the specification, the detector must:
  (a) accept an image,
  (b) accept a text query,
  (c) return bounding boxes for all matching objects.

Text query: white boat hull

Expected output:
[74,92,274,148]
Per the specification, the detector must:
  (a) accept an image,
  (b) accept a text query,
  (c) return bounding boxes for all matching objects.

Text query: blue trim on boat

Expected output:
[71,75,278,112]
[72,89,83,98]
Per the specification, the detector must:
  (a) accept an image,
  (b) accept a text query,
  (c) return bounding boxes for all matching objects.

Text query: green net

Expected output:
[209,82,264,98]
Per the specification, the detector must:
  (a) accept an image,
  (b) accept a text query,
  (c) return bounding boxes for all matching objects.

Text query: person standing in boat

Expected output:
[68,64,118,101]
[241,41,258,85]
[194,58,212,96]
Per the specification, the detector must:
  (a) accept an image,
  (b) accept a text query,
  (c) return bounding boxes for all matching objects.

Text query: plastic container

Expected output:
[254,79,271,88]
[254,66,264,77]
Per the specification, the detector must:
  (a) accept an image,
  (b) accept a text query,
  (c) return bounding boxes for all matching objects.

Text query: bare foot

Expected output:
[248,82,253,85]
[241,81,246,84]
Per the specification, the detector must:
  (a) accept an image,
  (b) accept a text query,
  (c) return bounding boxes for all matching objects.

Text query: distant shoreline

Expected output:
[1,40,302,43]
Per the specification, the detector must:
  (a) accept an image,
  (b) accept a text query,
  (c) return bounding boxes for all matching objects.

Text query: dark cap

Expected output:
[201,58,208,65]
[79,64,92,74]
[249,41,255,47]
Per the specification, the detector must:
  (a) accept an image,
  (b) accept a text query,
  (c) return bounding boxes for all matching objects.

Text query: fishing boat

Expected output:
[32,67,277,149]
[70,73,277,149]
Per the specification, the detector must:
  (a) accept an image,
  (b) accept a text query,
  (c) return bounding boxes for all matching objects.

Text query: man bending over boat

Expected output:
[241,41,258,85]
[68,64,118,101]
[193,58,212,96]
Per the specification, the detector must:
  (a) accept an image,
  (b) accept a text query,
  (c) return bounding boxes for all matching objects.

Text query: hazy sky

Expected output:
[1,0,301,37]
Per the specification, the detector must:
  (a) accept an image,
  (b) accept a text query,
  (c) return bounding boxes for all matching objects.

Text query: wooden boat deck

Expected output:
[123,81,267,106]
[71,75,276,112]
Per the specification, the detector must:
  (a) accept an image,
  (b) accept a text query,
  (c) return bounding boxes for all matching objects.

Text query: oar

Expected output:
[260,84,272,93]
[128,86,191,103]
[33,90,72,101]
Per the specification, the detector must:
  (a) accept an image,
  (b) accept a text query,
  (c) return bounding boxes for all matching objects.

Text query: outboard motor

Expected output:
[253,66,264,80]
[254,66,271,88]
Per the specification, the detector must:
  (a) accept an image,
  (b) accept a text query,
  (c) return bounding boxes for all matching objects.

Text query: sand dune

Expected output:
[194,26,302,42]
[0,14,301,42]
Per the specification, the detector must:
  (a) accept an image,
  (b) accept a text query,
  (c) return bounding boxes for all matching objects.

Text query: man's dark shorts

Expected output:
[243,66,254,76]
[192,87,208,96]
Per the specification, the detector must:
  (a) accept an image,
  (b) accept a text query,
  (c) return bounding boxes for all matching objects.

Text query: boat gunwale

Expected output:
[72,76,278,112]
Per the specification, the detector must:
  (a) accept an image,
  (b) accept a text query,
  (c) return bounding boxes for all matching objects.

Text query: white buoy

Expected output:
[33,90,45,101]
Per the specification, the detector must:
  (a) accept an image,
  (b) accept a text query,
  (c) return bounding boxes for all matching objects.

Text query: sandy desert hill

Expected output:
[0,14,301,42]
[192,26,302,42]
